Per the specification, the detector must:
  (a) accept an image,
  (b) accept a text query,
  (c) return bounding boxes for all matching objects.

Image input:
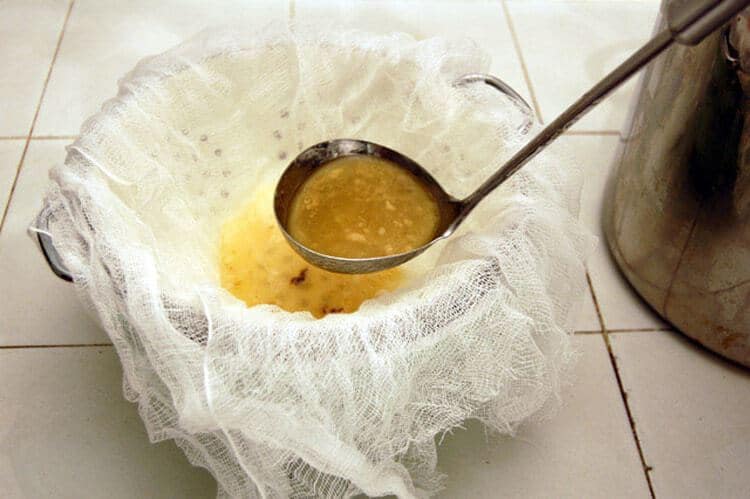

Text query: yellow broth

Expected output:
[287,155,440,258]
[219,187,402,318]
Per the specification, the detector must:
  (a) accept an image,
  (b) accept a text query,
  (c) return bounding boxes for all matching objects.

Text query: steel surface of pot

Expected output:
[605,3,750,366]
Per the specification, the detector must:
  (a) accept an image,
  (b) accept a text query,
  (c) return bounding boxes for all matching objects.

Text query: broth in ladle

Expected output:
[287,155,440,259]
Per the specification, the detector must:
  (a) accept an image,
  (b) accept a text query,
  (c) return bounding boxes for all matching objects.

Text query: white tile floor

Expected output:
[1,1,748,498]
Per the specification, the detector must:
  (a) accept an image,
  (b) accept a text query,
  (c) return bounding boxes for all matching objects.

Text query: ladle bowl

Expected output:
[274,139,465,274]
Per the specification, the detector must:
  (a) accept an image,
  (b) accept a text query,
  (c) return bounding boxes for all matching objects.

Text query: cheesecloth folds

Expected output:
[34,23,594,498]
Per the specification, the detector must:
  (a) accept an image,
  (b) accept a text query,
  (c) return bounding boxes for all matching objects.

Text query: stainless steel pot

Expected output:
[605,3,750,366]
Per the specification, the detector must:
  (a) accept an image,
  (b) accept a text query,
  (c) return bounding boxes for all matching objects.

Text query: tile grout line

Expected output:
[612,327,671,333]
[564,130,621,136]
[601,330,656,498]
[0,135,78,141]
[587,273,656,498]
[31,135,78,140]
[500,0,544,124]
[575,327,671,335]
[0,343,113,350]
[0,0,75,233]
[585,270,607,335]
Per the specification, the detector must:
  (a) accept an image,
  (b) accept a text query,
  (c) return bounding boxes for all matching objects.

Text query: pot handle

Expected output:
[31,205,73,282]
[453,73,535,133]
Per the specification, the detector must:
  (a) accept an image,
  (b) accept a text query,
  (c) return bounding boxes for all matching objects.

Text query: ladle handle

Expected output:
[460,0,750,217]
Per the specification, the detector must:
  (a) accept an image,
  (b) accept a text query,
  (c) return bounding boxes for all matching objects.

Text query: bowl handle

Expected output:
[30,205,73,282]
[453,73,535,133]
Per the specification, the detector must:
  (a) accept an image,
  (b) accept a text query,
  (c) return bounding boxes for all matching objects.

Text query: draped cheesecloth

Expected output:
[34,24,594,498]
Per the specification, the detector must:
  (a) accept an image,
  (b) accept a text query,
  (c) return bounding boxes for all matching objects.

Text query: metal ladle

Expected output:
[275,0,750,274]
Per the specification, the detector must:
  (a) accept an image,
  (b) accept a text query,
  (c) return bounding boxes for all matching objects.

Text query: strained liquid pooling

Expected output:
[287,155,441,258]
[219,187,402,317]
